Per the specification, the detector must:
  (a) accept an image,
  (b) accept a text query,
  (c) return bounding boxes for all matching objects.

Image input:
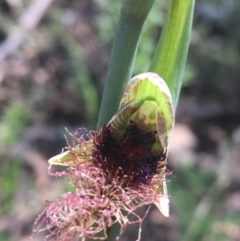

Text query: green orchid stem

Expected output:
[97,0,155,129]
[149,0,195,109]
[96,1,156,240]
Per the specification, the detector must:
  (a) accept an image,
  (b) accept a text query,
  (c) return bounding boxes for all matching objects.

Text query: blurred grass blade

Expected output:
[49,10,99,126]
[97,0,156,129]
[149,0,195,109]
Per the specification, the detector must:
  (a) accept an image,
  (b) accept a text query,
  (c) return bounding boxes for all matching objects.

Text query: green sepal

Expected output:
[48,150,75,166]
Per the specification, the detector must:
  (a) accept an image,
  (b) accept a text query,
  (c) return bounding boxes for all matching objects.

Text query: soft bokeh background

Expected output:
[0,0,240,240]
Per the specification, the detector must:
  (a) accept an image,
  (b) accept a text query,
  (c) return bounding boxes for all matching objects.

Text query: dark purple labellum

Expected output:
[93,124,167,187]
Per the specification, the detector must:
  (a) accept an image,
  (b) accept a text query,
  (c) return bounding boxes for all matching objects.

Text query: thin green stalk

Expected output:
[96,1,156,240]
[149,0,195,109]
[97,0,155,129]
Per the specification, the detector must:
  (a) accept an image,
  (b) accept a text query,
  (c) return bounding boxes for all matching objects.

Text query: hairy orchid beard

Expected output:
[32,125,169,241]
[95,124,167,187]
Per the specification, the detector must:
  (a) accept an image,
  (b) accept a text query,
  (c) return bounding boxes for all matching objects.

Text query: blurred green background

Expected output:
[0,0,240,240]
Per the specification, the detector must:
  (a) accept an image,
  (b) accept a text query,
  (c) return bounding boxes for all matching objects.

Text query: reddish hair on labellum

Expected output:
[32,125,169,241]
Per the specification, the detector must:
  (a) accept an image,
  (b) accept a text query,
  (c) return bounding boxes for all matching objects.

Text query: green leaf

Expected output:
[97,0,156,129]
[149,0,195,109]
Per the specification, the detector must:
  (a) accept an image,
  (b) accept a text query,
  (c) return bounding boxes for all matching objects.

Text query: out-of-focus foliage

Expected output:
[97,0,166,74]
[0,0,240,241]
[0,103,31,148]
[186,0,240,107]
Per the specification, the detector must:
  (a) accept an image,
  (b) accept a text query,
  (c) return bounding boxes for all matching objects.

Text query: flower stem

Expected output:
[149,0,195,109]
[96,1,156,240]
[97,0,155,129]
